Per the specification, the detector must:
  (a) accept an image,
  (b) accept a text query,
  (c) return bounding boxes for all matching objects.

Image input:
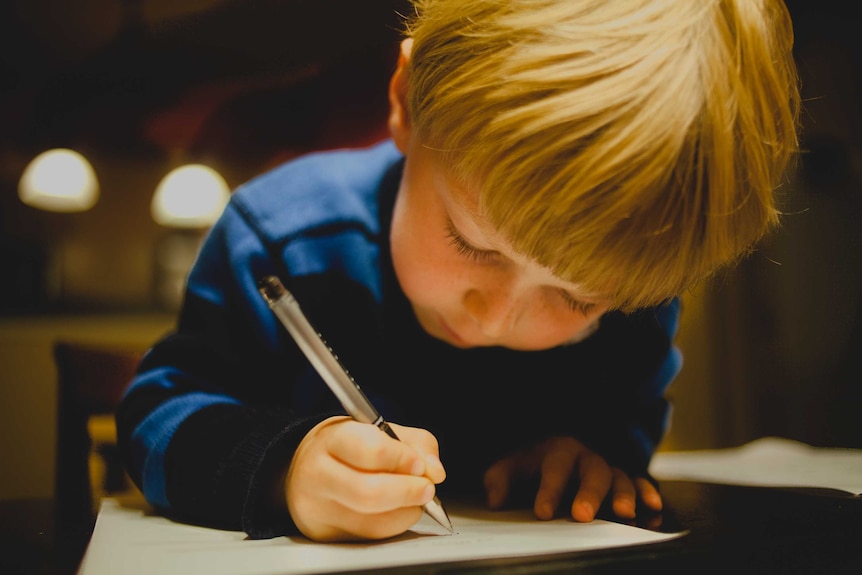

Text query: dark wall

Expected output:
[0,0,408,311]
[693,0,862,449]
[0,1,859,450]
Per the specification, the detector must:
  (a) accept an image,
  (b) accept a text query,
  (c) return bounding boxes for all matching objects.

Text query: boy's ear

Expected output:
[388,38,413,154]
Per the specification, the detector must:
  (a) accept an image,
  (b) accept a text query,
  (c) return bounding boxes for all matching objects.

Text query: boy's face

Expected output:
[387,38,608,351]
[389,141,609,351]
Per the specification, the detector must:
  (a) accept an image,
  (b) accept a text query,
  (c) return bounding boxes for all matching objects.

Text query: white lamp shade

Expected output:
[18,148,100,212]
[151,164,231,228]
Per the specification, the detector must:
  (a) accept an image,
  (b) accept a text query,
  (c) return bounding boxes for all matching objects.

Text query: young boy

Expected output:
[117,0,799,542]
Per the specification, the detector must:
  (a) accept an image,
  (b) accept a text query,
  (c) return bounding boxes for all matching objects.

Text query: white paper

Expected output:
[79,499,685,575]
[650,436,862,495]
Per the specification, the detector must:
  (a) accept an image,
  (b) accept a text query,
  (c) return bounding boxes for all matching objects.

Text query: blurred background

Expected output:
[0,0,859,502]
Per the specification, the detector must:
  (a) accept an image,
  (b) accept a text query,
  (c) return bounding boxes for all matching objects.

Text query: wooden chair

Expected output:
[53,341,144,533]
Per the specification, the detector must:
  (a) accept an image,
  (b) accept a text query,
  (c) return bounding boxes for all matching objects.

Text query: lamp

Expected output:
[151,164,230,228]
[150,163,231,309]
[18,148,100,212]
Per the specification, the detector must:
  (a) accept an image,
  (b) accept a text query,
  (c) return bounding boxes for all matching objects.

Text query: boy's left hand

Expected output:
[483,436,662,522]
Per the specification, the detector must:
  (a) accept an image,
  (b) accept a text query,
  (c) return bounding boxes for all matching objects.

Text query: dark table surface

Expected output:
[2,481,861,575]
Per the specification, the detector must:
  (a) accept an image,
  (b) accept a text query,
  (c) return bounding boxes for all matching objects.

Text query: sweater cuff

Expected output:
[240,412,335,539]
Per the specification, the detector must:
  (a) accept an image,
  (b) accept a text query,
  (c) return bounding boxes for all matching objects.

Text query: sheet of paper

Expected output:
[79,499,685,575]
[650,436,862,495]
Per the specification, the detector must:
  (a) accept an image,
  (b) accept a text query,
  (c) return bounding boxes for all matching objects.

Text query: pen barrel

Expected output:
[259,276,455,534]
[260,277,380,424]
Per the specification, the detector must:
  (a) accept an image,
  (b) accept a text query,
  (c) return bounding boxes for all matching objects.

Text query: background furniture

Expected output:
[53,341,143,535]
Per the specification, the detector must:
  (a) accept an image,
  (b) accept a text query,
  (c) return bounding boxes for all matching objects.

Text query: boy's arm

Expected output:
[581,297,683,478]
[482,299,682,521]
[115,201,335,539]
[116,318,330,538]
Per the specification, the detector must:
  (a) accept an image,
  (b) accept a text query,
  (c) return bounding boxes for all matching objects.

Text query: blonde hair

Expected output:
[403,0,800,311]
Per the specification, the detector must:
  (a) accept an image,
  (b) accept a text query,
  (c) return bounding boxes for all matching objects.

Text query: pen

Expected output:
[258,275,455,534]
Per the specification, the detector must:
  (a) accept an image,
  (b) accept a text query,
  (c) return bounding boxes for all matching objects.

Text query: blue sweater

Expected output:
[117,140,682,538]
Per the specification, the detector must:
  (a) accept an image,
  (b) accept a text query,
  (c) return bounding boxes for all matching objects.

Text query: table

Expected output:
[2,481,861,575]
[0,497,89,575]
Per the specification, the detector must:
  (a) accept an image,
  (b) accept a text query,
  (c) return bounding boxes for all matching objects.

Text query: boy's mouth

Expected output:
[437,315,470,348]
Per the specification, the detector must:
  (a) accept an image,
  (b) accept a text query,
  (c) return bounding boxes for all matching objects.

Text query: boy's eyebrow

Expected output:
[439,178,611,303]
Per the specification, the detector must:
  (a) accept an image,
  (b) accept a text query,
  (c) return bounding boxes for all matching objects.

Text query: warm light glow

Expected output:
[18,148,100,212]
[151,164,230,228]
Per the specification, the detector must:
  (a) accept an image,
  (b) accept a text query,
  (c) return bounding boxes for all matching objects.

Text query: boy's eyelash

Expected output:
[558,290,597,315]
[445,221,496,262]
[445,220,596,314]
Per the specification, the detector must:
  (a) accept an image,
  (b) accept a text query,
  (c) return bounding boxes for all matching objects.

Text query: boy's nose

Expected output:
[463,287,519,340]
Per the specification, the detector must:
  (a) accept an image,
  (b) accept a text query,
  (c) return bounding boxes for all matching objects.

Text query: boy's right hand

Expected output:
[284,416,446,542]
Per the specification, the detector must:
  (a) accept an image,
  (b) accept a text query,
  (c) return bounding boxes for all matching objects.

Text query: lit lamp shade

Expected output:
[18,148,100,212]
[151,164,231,228]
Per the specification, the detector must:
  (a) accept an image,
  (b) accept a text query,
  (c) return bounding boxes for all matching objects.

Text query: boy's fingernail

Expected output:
[576,501,594,520]
[616,499,636,517]
[422,484,435,503]
[411,459,426,476]
[425,454,443,471]
[537,501,554,519]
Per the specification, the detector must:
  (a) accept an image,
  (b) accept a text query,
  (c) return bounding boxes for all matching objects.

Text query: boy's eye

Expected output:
[445,220,497,262]
[558,289,597,316]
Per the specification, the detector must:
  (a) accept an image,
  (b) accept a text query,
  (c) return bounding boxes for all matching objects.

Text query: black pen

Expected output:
[258,275,455,534]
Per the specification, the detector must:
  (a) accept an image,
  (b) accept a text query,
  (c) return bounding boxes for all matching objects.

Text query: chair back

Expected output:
[53,341,143,531]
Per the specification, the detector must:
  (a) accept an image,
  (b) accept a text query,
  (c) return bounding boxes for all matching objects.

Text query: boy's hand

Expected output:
[483,436,662,522]
[285,416,446,542]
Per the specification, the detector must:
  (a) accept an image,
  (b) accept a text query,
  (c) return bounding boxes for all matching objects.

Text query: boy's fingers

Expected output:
[301,497,425,542]
[570,453,612,522]
[327,421,427,477]
[610,469,637,518]
[332,471,436,515]
[635,477,663,511]
[388,423,439,456]
[534,447,577,520]
[389,423,447,483]
[483,457,520,509]
[422,453,446,484]
[320,501,426,542]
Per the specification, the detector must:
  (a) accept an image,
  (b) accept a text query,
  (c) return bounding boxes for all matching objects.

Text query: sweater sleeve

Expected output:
[115,199,336,538]
[581,298,683,478]
[116,142,402,538]
[625,297,683,474]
